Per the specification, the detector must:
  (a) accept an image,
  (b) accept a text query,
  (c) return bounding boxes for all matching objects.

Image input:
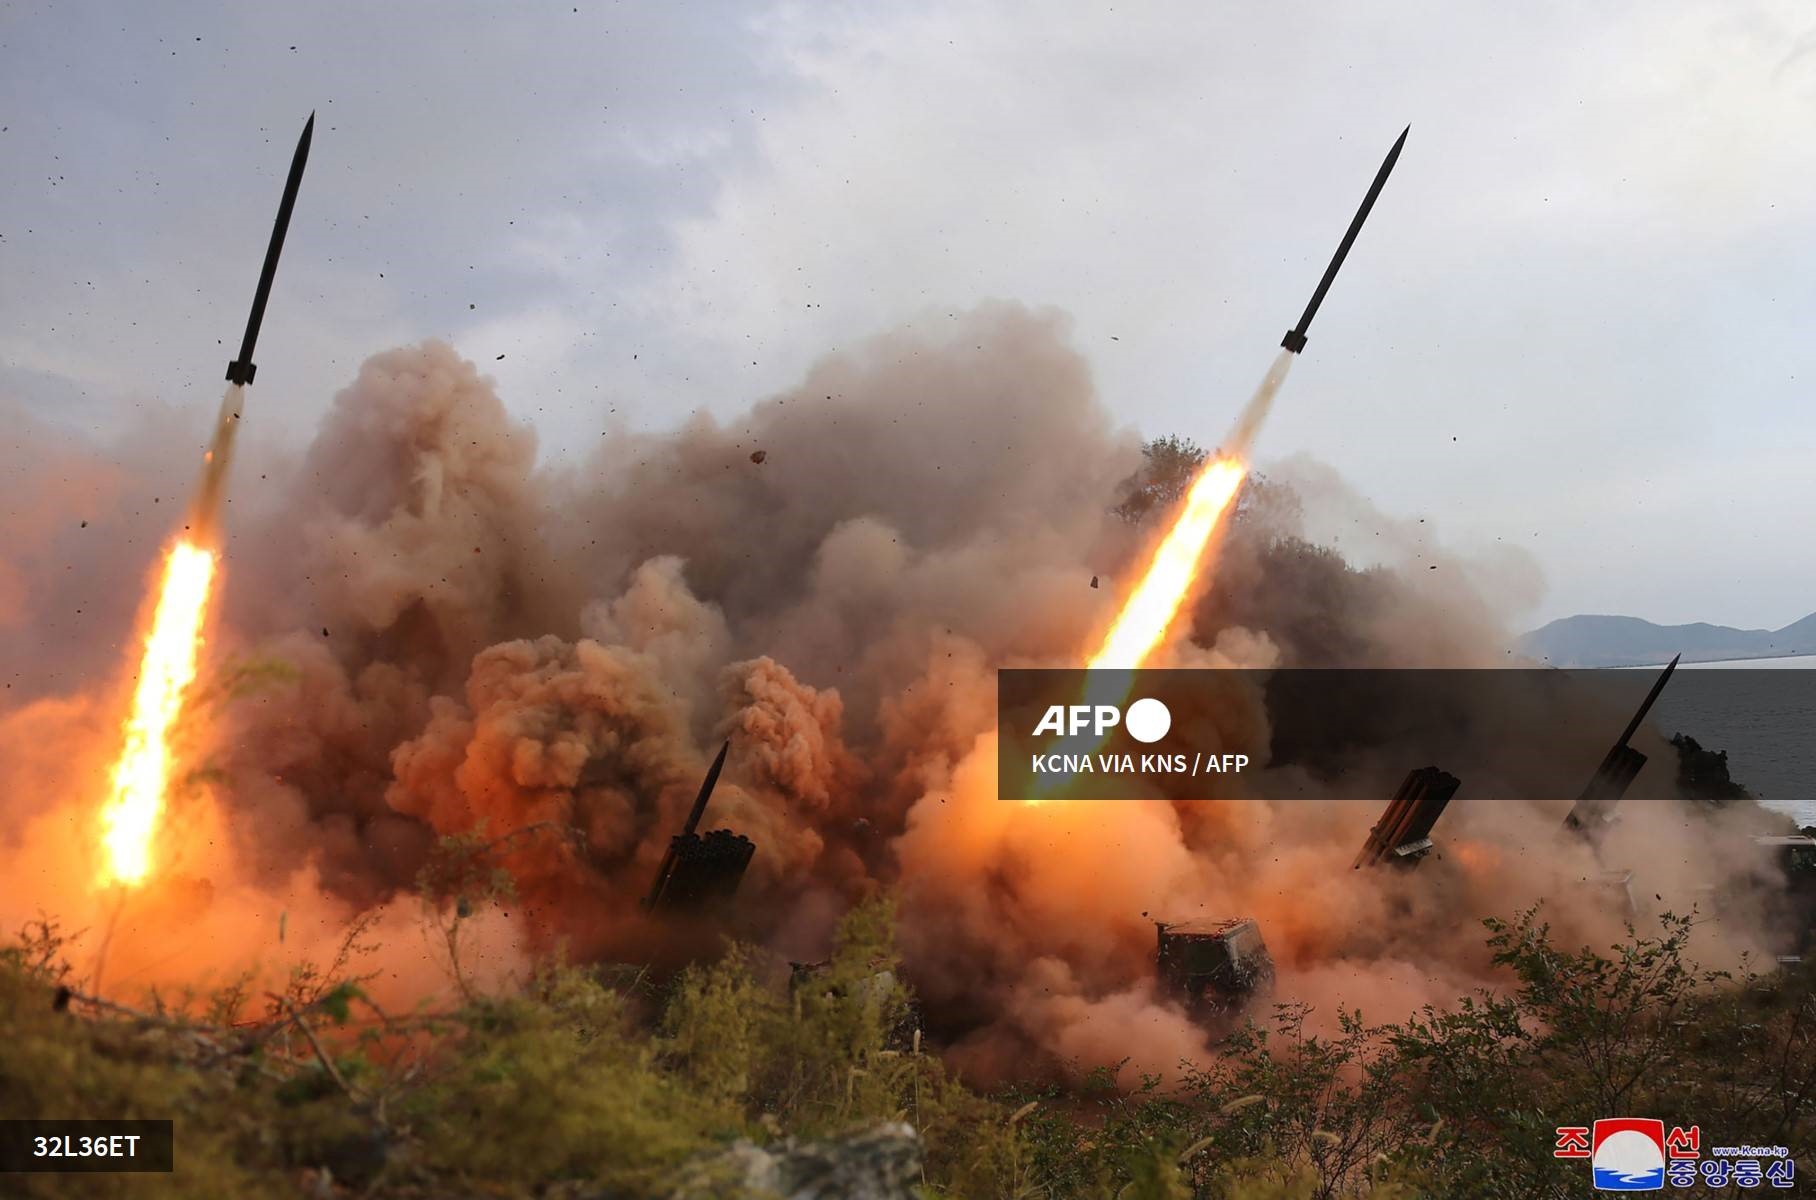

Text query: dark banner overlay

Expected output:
[0,1121,174,1173]
[996,668,1816,804]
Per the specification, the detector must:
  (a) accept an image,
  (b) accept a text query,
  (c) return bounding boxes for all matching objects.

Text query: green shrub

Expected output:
[2,900,1808,1198]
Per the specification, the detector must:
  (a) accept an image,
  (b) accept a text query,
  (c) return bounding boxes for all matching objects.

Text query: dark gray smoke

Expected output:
[0,306,1794,1080]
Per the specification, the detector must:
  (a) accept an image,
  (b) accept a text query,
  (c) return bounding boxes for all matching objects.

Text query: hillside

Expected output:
[1520,611,1816,668]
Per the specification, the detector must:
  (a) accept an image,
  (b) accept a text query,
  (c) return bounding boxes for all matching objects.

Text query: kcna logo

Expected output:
[1555,1118,1794,1190]
[1033,698,1171,743]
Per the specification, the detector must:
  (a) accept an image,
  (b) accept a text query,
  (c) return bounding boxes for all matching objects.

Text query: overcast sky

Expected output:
[3,0,1813,631]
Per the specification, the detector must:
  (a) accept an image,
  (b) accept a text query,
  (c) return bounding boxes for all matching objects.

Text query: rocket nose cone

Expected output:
[1378,125,1409,172]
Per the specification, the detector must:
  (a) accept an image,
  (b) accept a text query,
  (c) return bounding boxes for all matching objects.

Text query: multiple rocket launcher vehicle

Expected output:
[644,653,1691,972]
[642,741,754,915]
[1161,657,1690,1015]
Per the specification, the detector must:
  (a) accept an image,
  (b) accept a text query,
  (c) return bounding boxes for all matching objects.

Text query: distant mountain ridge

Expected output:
[1519,611,1816,668]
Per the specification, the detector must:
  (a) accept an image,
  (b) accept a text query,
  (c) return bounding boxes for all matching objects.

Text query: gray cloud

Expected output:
[3,0,1812,626]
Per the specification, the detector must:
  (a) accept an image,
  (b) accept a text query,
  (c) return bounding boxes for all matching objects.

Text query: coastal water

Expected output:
[1635,655,1815,828]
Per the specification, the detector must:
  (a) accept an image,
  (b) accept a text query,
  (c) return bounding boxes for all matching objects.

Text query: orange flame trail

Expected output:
[1088,351,1294,672]
[1021,354,1293,803]
[1088,458,1247,671]
[98,539,217,887]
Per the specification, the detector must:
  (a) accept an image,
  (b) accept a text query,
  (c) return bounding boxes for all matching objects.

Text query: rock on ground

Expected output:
[664,1122,923,1200]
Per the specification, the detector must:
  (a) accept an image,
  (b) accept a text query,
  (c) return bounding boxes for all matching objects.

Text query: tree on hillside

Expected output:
[1113,434,1301,536]
[1113,434,1208,524]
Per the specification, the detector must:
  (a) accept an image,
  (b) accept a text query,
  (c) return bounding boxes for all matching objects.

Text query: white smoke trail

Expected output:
[188,383,244,543]
[1224,349,1294,460]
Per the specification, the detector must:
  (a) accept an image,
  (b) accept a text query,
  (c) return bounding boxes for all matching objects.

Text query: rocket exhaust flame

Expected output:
[1089,458,1246,671]
[90,114,311,891]
[98,540,217,887]
[96,385,242,887]
[1023,353,1294,801]
[1089,351,1294,673]
[1082,122,1404,673]
[1055,124,1399,736]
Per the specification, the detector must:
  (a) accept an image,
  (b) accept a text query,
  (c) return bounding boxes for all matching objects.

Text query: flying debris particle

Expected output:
[495,354,505,360]
[1090,575,1099,589]
[750,449,767,464]
[322,627,330,637]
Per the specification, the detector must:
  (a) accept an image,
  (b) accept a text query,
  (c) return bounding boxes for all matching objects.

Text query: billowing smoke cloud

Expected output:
[0,305,1794,1080]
